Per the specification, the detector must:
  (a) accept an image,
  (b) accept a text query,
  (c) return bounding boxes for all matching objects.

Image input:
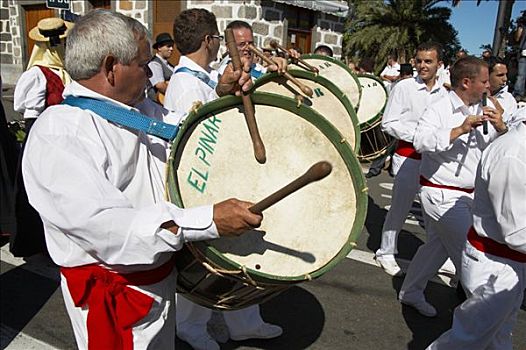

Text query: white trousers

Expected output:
[376,154,421,257]
[427,241,526,350]
[399,187,473,302]
[176,295,264,338]
[61,268,177,350]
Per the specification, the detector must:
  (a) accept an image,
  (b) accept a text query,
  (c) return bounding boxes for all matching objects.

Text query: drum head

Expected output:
[253,70,360,152]
[166,93,367,284]
[291,54,362,109]
[356,74,388,127]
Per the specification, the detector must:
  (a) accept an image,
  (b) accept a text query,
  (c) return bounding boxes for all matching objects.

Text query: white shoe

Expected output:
[230,322,283,341]
[177,332,220,350]
[400,298,437,317]
[375,255,404,276]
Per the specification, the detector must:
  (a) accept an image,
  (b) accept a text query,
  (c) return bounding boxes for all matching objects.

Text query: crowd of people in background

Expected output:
[0,7,524,350]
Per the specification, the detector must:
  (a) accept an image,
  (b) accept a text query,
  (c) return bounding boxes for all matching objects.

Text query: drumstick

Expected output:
[269,40,319,74]
[225,29,266,164]
[247,44,314,98]
[249,161,332,214]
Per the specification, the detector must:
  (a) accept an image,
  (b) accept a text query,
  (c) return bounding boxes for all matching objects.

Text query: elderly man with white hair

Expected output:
[22,9,259,350]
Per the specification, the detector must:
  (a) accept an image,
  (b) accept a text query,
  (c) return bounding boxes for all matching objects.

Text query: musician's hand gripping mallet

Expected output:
[225,28,266,164]
[247,44,313,98]
[249,161,332,214]
[269,40,319,74]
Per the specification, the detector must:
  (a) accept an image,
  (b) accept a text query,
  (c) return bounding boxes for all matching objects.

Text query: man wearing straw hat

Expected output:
[11,17,74,257]
[22,9,261,349]
[14,17,73,132]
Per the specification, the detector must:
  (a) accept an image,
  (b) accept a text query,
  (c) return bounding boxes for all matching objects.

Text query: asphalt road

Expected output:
[1,88,525,349]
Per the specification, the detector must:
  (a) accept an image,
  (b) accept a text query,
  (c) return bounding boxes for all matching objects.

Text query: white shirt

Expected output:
[437,64,451,87]
[493,85,518,120]
[414,91,502,189]
[380,62,400,91]
[164,56,220,117]
[382,76,447,143]
[472,122,526,254]
[14,66,61,119]
[22,81,218,272]
[217,55,267,80]
[148,53,174,87]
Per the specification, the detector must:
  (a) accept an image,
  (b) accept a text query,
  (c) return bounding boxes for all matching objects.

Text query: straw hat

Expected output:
[28,18,73,42]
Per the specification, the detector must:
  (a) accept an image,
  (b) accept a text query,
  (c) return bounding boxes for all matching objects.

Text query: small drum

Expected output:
[355,74,395,162]
[253,70,360,152]
[166,93,367,310]
[290,54,362,109]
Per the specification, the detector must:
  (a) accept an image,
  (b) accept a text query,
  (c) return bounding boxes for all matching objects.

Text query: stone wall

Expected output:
[66,1,149,28]
[1,0,345,85]
[186,0,344,57]
[1,0,25,84]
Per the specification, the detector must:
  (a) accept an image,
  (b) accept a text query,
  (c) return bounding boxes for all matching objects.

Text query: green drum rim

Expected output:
[356,73,388,129]
[252,70,361,153]
[296,54,363,110]
[166,92,368,285]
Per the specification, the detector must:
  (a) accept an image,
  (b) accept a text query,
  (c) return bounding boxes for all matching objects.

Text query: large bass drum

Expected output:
[355,74,395,162]
[166,93,367,310]
[253,71,360,152]
[291,54,362,109]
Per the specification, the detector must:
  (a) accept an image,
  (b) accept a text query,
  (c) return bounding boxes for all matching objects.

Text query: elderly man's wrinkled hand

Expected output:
[213,198,263,237]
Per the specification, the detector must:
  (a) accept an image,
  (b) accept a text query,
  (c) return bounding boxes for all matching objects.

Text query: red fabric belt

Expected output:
[60,258,175,350]
[395,140,421,159]
[468,226,526,263]
[419,176,474,193]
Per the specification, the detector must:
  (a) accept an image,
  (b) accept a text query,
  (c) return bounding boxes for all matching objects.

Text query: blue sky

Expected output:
[447,0,526,56]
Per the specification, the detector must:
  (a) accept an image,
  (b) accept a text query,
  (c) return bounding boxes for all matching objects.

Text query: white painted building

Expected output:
[0,0,348,85]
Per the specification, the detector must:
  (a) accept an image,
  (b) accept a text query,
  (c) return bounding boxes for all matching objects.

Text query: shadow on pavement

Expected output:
[391,275,462,350]
[0,261,60,348]
[176,286,325,350]
[364,195,387,253]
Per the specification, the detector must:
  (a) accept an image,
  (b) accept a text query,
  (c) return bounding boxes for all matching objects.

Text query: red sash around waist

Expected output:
[60,258,175,350]
[395,140,421,159]
[468,226,526,263]
[419,176,474,193]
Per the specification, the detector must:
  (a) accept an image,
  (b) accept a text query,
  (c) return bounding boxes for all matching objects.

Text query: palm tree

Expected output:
[344,0,460,74]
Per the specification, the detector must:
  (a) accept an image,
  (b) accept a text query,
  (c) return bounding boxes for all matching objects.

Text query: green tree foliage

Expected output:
[344,0,461,74]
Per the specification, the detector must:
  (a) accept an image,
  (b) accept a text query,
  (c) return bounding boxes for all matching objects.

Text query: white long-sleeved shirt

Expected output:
[148,53,174,87]
[381,76,447,143]
[163,56,220,117]
[14,66,62,119]
[472,122,526,254]
[22,81,218,273]
[414,91,503,189]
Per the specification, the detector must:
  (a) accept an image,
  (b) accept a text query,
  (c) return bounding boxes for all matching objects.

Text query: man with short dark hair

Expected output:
[375,42,448,276]
[147,32,175,102]
[399,56,509,317]
[164,9,283,350]
[427,109,526,349]
[487,56,517,119]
